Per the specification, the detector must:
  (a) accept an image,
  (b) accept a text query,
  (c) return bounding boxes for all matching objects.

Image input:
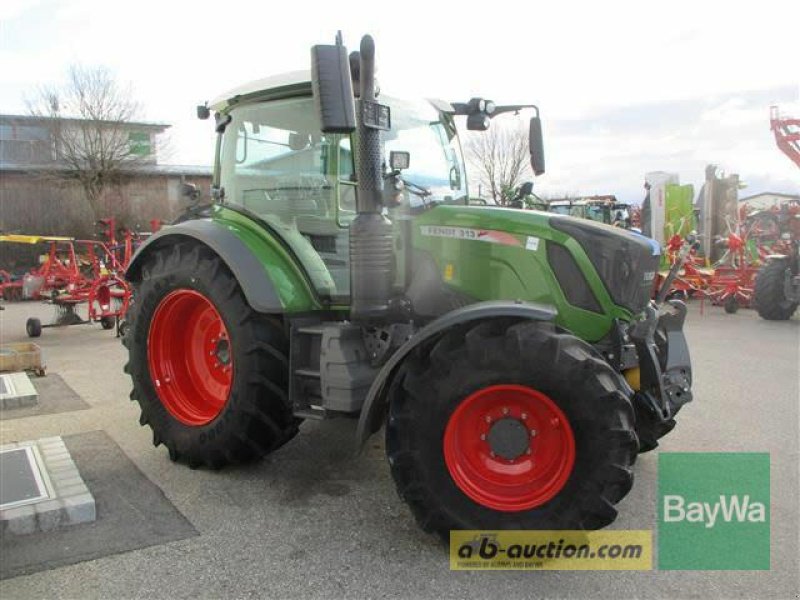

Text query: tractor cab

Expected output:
[209,75,468,300]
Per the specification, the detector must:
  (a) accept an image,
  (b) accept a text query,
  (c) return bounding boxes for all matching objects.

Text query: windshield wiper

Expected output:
[400,177,432,199]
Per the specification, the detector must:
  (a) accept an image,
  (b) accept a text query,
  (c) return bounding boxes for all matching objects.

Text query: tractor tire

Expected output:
[100,316,115,330]
[386,319,638,539]
[26,317,42,338]
[123,242,299,469]
[754,260,798,320]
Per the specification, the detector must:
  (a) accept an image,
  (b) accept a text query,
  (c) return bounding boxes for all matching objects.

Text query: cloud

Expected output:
[533,86,800,202]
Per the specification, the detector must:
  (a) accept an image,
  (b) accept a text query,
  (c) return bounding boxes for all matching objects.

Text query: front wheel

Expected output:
[386,319,638,539]
[124,242,299,469]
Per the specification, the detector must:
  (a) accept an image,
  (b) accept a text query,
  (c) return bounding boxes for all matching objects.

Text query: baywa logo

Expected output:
[663,493,766,528]
[658,453,770,570]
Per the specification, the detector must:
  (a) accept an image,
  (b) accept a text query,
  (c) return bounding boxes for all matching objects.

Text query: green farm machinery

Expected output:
[123,33,694,538]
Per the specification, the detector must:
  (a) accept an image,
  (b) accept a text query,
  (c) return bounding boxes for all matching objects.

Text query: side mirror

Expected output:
[529,116,545,176]
[196,104,210,120]
[518,181,534,197]
[311,40,356,134]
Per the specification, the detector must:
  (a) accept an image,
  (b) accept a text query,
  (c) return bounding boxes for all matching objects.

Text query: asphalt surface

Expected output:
[0,300,798,599]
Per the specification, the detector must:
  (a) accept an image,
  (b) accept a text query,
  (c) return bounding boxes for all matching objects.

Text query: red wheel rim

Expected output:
[443,384,575,512]
[147,289,233,426]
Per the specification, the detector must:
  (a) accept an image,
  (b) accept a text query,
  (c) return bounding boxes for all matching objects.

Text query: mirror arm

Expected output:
[446,102,539,119]
[491,104,539,118]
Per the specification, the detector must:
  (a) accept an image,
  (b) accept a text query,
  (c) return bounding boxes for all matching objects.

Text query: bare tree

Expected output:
[26,66,147,219]
[465,124,531,205]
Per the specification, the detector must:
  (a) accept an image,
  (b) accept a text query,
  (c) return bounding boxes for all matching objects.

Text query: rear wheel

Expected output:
[124,242,299,468]
[754,260,798,320]
[386,319,638,539]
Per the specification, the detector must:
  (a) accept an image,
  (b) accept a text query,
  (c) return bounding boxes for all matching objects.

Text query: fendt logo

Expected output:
[663,494,766,529]
[658,453,770,570]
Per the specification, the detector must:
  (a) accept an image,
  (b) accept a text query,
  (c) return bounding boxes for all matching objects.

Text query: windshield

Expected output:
[549,204,572,216]
[383,98,468,208]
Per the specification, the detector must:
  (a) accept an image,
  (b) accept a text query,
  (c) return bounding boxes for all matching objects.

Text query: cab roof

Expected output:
[209,71,311,112]
[209,70,454,114]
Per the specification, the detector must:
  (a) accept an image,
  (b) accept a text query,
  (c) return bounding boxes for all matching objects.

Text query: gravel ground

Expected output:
[0,300,798,599]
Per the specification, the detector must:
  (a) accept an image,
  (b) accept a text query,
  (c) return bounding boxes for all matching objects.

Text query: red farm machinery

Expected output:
[0,218,157,336]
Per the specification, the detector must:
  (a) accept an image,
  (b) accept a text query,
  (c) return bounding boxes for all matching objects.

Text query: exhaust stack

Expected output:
[349,35,393,321]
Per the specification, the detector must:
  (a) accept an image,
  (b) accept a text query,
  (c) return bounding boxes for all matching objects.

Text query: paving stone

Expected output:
[34,500,64,532]
[4,505,37,535]
[55,484,89,498]
[62,494,95,524]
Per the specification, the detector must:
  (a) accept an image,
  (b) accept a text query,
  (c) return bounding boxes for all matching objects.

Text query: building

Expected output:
[0,113,212,258]
[739,192,800,210]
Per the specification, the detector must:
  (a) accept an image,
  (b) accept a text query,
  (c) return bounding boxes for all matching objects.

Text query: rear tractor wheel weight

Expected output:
[385,319,638,540]
[124,242,299,469]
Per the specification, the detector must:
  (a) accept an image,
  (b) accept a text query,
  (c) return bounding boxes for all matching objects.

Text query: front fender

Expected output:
[355,300,557,448]
[127,219,286,313]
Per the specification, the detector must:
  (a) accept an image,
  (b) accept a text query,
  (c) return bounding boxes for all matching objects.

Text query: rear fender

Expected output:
[355,300,557,448]
[126,219,286,313]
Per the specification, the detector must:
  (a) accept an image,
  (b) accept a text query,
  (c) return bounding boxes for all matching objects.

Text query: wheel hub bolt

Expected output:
[485,416,492,423]
[502,407,509,415]
[530,429,537,437]
[521,412,528,420]
[480,434,486,441]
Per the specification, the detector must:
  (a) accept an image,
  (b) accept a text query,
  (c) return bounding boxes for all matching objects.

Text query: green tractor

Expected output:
[123,34,693,538]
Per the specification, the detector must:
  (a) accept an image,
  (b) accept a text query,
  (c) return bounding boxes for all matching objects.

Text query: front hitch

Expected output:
[629,300,693,420]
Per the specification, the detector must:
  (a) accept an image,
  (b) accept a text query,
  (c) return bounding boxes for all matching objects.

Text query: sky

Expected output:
[1,0,798,203]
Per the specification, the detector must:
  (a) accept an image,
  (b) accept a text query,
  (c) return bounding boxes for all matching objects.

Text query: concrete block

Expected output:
[37,436,62,446]
[47,458,77,472]
[52,476,83,491]
[34,500,65,532]
[63,493,95,524]
[1,396,19,410]
[4,505,37,535]
[55,483,89,498]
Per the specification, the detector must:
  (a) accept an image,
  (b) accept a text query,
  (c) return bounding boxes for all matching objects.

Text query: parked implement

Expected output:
[123,34,694,538]
[754,231,800,321]
[0,233,133,336]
